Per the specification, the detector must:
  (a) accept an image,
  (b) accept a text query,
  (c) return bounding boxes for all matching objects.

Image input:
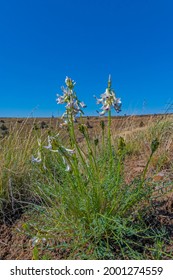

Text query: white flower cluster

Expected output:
[44,135,75,171]
[56,76,86,123]
[31,138,42,163]
[94,75,122,116]
[32,135,75,171]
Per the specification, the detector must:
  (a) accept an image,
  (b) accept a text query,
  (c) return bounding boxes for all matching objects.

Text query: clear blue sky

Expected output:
[0,0,173,117]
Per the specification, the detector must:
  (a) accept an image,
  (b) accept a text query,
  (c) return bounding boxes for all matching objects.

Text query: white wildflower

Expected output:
[43,135,75,171]
[56,76,86,123]
[43,135,52,150]
[37,138,41,147]
[31,151,42,163]
[31,236,47,247]
[80,101,87,108]
[31,156,41,163]
[31,236,39,246]
[65,164,71,172]
[62,156,71,172]
[62,146,75,154]
[94,75,122,115]
[65,76,76,89]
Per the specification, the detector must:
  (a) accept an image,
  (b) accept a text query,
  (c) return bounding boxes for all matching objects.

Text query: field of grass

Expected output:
[0,113,173,260]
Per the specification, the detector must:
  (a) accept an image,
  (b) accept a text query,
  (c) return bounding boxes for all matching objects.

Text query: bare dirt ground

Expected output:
[0,114,173,259]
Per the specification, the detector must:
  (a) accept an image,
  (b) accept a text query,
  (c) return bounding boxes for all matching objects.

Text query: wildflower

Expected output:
[31,236,39,246]
[31,236,47,247]
[62,146,75,154]
[44,135,75,154]
[79,101,87,108]
[43,134,60,150]
[94,75,122,115]
[62,156,71,172]
[43,135,52,150]
[65,163,71,172]
[32,138,45,165]
[113,98,122,113]
[31,151,42,163]
[65,76,76,89]
[37,138,41,147]
[43,135,75,171]
[56,76,86,122]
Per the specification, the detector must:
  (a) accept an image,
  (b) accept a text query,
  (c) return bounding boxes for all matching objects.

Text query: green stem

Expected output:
[115,156,123,187]
[108,110,111,145]
[108,110,113,168]
[102,129,105,151]
[69,113,92,177]
[84,129,98,174]
[141,152,153,185]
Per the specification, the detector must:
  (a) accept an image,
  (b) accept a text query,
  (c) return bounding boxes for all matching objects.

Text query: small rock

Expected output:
[153,172,165,182]
[133,167,144,172]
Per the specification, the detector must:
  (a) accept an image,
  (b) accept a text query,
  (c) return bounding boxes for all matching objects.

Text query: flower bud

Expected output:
[151,138,159,154]
[65,76,75,89]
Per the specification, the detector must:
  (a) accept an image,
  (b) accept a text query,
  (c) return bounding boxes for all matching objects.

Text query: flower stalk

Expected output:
[56,77,90,178]
[95,75,122,167]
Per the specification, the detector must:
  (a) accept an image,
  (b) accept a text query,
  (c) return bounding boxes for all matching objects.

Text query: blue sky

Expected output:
[0,0,173,117]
